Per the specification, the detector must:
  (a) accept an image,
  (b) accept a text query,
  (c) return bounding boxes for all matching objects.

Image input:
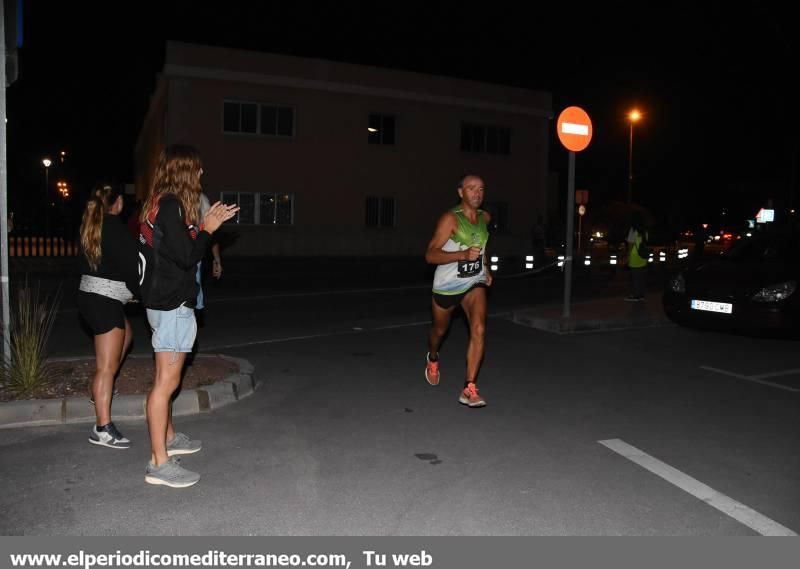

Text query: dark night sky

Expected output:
[6,1,798,231]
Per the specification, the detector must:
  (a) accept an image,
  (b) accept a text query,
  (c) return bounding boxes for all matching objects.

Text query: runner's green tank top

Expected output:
[432,207,490,295]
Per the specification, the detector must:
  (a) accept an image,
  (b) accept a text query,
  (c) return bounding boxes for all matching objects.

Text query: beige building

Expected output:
[136,42,552,256]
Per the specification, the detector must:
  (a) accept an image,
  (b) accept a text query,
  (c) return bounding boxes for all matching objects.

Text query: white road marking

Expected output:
[213,283,431,303]
[699,366,748,379]
[701,366,800,393]
[751,368,800,380]
[203,331,361,350]
[202,313,510,351]
[599,438,797,536]
[373,321,430,330]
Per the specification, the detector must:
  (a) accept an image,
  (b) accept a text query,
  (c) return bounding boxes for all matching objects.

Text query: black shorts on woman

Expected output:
[78,291,126,335]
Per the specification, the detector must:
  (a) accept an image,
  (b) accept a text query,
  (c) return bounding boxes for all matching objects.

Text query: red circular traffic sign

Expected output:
[557,106,593,152]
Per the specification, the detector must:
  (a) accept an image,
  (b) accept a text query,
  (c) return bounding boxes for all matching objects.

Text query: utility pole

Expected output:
[1,1,11,363]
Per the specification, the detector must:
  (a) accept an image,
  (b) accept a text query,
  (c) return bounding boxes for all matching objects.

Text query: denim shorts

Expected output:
[146,305,197,353]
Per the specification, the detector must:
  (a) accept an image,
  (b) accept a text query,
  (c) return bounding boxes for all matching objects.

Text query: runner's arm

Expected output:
[482,211,493,285]
[426,212,468,265]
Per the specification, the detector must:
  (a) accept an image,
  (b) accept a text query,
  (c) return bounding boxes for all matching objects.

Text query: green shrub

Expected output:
[0,284,61,398]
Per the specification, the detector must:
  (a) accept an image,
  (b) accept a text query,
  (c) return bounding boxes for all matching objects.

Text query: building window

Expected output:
[223,102,241,133]
[220,192,294,225]
[261,104,295,136]
[365,196,396,227]
[223,101,295,137]
[483,202,509,233]
[368,114,396,145]
[460,123,511,155]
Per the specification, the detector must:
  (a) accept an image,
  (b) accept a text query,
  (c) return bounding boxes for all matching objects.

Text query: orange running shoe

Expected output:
[425,352,440,386]
[458,383,486,407]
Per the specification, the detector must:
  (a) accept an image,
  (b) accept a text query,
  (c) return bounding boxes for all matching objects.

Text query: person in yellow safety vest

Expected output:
[625,212,648,301]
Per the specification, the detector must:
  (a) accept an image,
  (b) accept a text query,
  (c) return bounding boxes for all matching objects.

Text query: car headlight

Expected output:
[668,273,685,293]
[752,280,797,302]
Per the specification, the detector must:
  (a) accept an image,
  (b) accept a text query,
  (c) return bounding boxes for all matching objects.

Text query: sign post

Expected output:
[576,191,588,255]
[577,204,586,256]
[556,106,593,319]
[1,4,10,363]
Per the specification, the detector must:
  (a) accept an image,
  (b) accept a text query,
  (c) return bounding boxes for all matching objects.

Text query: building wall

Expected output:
[145,42,552,256]
[134,77,168,201]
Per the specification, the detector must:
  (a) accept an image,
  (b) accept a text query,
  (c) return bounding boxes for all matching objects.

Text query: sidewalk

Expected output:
[511,291,671,334]
[0,355,257,430]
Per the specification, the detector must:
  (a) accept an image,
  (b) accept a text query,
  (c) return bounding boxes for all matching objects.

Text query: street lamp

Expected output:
[42,158,52,202]
[42,158,52,234]
[627,109,641,204]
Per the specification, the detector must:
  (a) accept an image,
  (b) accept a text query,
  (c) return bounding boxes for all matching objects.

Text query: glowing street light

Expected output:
[41,158,53,234]
[627,109,642,204]
[42,158,52,203]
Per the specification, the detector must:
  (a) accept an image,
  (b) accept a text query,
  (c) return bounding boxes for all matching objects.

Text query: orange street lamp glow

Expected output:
[627,109,643,203]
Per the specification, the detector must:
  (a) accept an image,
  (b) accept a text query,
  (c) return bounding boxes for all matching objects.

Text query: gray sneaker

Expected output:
[145,458,200,488]
[88,422,131,449]
[166,432,202,456]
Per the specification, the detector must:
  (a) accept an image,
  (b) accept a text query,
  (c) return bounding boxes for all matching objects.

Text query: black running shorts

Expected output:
[432,283,487,310]
[77,291,126,335]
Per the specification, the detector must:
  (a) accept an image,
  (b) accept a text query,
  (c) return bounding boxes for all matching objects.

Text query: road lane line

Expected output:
[699,366,748,379]
[751,368,800,380]
[203,331,361,350]
[701,366,800,393]
[372,312,510,331]
[213,284,431,303]
[599,438,797,536]
[373,321,430,330]
[202,312,513,350]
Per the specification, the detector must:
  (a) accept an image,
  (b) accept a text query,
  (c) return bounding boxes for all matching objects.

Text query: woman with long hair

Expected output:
[138,144,238,488]
[78,183,138,449]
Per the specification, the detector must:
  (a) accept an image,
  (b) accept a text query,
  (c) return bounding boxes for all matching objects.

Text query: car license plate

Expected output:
[690,299,733,314]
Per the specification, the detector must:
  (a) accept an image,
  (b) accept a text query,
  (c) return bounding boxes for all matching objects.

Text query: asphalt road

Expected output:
[1,262,797,535]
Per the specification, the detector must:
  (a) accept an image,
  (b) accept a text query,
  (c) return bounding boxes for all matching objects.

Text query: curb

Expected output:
[511,311,673,334]
[510,293,673,335]
[0,354,257,430]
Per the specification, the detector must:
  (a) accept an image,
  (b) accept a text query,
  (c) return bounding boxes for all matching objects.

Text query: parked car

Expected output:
[663,227,799,337]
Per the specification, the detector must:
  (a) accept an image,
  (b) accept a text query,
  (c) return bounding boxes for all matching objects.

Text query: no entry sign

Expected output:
[557,106,592,152]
